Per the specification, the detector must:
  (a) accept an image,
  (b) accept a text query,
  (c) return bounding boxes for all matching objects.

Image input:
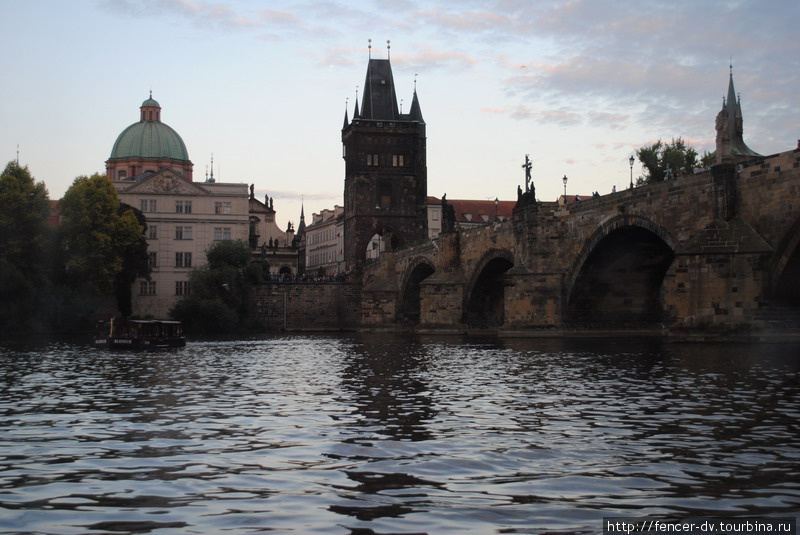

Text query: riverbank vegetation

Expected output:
[170,240,263,334]
[0,162,149,336]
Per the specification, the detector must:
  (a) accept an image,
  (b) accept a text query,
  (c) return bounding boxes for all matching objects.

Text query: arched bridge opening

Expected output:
[398,261,436,325]
[771,217,800,320]
[464,251,514,329]
[566,226,674,327]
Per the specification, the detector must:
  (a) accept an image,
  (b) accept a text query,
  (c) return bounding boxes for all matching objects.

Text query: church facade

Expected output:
[109,96,297,318]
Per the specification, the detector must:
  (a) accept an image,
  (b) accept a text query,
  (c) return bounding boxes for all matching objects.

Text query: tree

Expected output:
[700,150,716,168]
[113,204,151,317]
[635,137,699,185]
[58,173,148,305]
[170,240,260,334]
[0,162,50,334]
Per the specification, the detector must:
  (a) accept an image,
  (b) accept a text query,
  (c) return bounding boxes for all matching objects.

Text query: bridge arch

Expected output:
[770,214,800,307]
[397,256,436,324]
[463,248,515,329]
[565,215,677,326]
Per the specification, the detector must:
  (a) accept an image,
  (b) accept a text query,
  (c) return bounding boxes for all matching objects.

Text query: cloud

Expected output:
[393,46,478,72]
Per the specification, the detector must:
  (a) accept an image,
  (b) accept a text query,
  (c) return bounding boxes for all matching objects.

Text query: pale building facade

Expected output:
[113,169,250,317]
[304,205,344,276]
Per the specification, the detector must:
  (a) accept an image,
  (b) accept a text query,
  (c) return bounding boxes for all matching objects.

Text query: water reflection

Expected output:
[0,335,798,534]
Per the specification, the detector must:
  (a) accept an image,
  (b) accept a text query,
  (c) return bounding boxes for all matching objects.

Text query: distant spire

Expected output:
[343,98,349,128]
[207,154,216,183]
[409,86,424,123]
[716,65,761,163]
[387,40,391,60]
[298,198,306,235]
[354,86,360,118]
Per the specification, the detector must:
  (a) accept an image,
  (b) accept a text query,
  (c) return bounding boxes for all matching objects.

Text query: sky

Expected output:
[2,0,799,231]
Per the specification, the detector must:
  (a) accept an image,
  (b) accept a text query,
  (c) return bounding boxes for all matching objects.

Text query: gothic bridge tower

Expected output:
[342,50,427,272]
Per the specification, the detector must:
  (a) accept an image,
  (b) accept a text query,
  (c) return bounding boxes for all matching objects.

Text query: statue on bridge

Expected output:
[516,154,537,209]
[441,194,457,234]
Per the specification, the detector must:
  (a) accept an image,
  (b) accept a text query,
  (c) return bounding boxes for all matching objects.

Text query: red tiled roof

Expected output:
[428,196,515,223]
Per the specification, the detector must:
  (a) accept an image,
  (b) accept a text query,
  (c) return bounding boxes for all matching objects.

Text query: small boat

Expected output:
[95,318,186,349]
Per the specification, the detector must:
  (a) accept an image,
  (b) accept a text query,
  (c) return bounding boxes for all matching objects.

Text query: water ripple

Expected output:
[0,335,798,534]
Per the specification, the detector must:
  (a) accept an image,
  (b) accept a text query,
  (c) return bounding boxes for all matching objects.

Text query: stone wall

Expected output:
[252,283,361,331]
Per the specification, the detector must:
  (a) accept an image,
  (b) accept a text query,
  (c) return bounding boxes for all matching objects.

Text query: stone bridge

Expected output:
[360,150,800,336]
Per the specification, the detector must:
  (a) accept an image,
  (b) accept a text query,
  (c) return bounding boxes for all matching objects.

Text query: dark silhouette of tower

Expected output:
[342,54,427,272]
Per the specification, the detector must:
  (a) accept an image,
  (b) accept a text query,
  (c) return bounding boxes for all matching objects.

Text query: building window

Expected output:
[214,201,232,215]
[139,280,156,296]
[148,225,158,239]
[214,227,231,240]
[140,199,157,213]
[117,170,127,179]
[175,226,193,240]
[392,154,404,167]
[176,252,192,268]
[175,281,191,296]
[367,154,380,166]
[147,252,157,269]
[176,200,192,213]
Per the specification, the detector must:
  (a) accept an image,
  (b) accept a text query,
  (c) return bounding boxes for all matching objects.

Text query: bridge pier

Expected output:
[501,270,562,329]
[666,217,773,330]
[418,274,466,332]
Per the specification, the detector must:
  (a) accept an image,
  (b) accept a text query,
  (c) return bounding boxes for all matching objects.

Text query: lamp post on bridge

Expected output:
[629,155,635,189]
[562,174,568,201]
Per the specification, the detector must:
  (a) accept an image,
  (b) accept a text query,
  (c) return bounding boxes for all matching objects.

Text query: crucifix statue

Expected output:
[522,154,532,193]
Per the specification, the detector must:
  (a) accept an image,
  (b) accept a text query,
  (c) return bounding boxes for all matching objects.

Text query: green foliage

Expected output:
[206,239,252,270]
[0,162,51,334]
[170,240,260,334]
[635,138,699,185]
[170,297,237,333]
[114,204,150,317]
[0,161,50,279]
[58,173,147,297]
[700,150,716,168]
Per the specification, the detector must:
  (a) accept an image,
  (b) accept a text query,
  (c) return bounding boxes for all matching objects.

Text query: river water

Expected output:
[0,335,798,534]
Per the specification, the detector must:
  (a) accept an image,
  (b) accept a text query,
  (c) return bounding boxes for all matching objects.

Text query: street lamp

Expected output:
[629,155,635,189]
[494,197,499,221]
[562,174,568,201]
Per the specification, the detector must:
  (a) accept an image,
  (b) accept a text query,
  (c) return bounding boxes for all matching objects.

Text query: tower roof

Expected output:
[409,89,424,123]
[719,69,761,160]
[360,59,399,120]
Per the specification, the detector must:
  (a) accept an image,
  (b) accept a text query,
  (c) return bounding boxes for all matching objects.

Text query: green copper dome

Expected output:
[108,96,189,162]
[109,119,189,162]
